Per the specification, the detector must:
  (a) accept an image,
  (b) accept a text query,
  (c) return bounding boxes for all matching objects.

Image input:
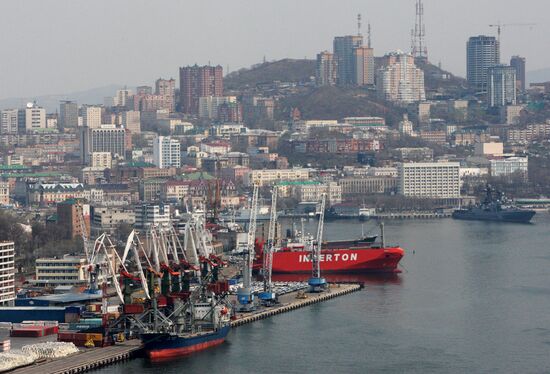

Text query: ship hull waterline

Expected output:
[142,325,230,360]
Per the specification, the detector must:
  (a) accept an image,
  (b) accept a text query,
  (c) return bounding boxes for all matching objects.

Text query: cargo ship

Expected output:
[256,225,404,274]
[142,324,230,360]
[141,299,232,360]
[452,185,536,223]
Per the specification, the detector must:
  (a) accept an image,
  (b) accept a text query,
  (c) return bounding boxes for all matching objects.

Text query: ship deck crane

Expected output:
[259,186,278,304]
[309,193,327,292]
[237,183,259,311]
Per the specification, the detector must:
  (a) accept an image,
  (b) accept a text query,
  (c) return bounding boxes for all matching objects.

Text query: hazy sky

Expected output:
[0,0,547,99]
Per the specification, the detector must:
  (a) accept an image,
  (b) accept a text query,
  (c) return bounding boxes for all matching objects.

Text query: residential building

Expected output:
[353,46,375,86]
[155,78,176,112]
[316,51,337,86]
[0,242,15,306]
[120,110,141,134]
[506,123,550,143]
[333,35,363,85]
[59,101,78,128]
[91,152,112,169]
[18,104,46,132]
[179,65,223,114]
[81,106,102,128]
[487,65,517,108]
[398,162,461,198]
[490,157,528,178]
[134,204,170,229]
[398,114,415,136]
[198,96,237,119]
[502,104,525,125]
[114,89,132,107]
[0,182,9,205]
[510,56,526,91]
[80,125,127,164]
[288,181,342,205]
[245,168,311,187]
[57,199,90,239]
[376,52,426,103]
[217,102,243,123]
[467,35,500,91]
[0,109,18,134]
[153,136,181,168]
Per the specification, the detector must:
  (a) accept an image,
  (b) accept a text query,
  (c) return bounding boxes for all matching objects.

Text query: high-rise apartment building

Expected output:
[0,242,15,306]
[376,52,426,103]
[114,89,132,107]
[179,65,223,114]
[315,51,337,86]
[18,103,46,133]
[198,96,237,119]
[81,105,102,128]
[155,78,176,113]
[510,56,526,92]
[398,162,461,198]
[59,101,78,129]
[153,136,181,168]
[333,35,363,85]
[80,125,127,164]
[120,110,141,134]
[353,46,375,86]
[487,65,517,108]
[0,109,19,134]
[467,35,500,91]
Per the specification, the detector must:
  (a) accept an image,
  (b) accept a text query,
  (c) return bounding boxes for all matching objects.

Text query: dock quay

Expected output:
[231,283,362,327]
[9,283,362,374]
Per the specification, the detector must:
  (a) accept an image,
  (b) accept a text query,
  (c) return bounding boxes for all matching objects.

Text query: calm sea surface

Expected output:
[98,213,550,373]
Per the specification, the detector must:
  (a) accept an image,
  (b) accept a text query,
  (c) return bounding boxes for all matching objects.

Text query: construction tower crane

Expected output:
[309,193,327,292]
[489,22,536,46]
[237,183,259,311]
[259,186,278,304]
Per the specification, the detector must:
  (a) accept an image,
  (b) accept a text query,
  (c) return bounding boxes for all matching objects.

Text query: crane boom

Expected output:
[313,193,326,280]
[263,186,278,294]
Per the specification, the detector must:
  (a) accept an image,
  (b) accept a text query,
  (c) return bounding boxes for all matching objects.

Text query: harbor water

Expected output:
[98,213,550,373]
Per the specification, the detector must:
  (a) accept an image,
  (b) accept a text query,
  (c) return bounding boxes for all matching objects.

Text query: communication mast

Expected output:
[357,13,362,36]
[411,0,428,61]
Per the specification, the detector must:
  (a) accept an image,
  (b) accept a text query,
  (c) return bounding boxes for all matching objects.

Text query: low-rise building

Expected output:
[134,204,171,229]
[340,177,398,195]
[490,157,528,178]
[0,181,9,205]
[91,206,135,235]
[245,168,310,187]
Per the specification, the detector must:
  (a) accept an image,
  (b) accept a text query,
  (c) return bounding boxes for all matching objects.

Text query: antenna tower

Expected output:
[357,13,362,36]
[411,0,428,60]
[367,22,372,48]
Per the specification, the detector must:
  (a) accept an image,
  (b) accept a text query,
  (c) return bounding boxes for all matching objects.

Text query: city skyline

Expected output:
[0,0,547,99]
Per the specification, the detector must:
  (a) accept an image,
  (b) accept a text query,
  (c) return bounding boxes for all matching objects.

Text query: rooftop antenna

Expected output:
[357,13,362,36]
[367,21,372,48]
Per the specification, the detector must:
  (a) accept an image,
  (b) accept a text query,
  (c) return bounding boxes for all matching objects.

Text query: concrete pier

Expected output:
[231,283,362,327]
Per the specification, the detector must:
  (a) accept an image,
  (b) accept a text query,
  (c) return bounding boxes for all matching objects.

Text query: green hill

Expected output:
[224,59,315,90]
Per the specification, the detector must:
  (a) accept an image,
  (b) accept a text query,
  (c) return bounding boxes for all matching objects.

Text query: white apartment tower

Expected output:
[0,242,15,306]
[82,106,102,128]
[376,52,426,104]
[153,136,181,168]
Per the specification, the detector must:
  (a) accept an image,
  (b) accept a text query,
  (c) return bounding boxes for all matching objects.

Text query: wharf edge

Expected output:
[11,283,363,374]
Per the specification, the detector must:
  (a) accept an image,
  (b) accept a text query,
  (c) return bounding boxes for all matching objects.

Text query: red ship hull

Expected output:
[270,247,404,274]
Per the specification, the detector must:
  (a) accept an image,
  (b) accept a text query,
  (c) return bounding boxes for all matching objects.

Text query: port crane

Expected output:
[259,186,278,304]
[309,193,327,292]
[237,183,259,311]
